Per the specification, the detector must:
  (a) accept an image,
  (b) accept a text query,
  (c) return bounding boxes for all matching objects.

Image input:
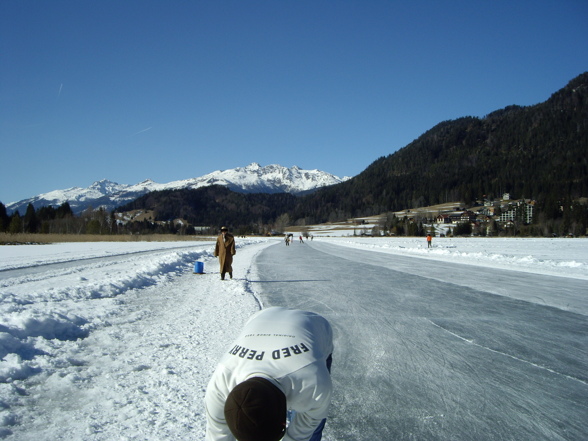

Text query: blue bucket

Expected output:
[194,261,204,274]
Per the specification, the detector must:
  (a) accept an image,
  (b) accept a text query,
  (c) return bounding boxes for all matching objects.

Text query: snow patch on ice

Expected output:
[323,237,588,280]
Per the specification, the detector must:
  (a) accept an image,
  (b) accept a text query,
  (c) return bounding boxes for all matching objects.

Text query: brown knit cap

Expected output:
[224,377,287,441]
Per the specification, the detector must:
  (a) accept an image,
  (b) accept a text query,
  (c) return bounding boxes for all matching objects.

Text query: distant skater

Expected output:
[285,235,290,246]
[426,234,432,248]
[299,235,304,243]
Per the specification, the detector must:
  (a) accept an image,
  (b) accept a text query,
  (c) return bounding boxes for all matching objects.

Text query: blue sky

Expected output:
[1,1,587,204]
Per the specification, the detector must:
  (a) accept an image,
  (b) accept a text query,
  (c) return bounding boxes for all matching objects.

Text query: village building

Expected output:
[499,200,535,224]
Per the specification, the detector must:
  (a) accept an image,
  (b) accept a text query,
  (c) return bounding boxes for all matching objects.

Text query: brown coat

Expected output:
[214,233,236,274]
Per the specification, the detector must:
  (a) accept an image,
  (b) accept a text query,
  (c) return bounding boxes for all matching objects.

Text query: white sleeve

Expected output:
[282,363,333,441]
[204,366,236,441]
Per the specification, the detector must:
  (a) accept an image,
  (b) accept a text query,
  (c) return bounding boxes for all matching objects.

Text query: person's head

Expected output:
[224,377,287,441]
[220,226,228,234]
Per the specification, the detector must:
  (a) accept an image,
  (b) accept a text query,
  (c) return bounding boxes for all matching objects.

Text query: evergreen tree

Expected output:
[454,222,472,236]
[37,206,57,222]
[8,213,22,234]
[0,202,9,232]
[23,203,38,233]
[56,202,73,218]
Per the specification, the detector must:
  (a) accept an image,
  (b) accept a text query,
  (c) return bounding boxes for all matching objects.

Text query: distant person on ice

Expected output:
[205,307,334,441]
[214,226,236,280]
[426,234,432,248]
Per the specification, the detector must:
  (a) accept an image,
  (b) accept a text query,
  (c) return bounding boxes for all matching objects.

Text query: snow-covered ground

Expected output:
[0,237,586,440]
[315,236,588,280]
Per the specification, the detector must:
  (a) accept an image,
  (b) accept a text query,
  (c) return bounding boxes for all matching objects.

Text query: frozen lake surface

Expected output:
[0,237,586,440]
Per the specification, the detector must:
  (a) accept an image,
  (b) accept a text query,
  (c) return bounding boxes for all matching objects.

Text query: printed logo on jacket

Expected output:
[227,334,311,362]
[221,332,317,374]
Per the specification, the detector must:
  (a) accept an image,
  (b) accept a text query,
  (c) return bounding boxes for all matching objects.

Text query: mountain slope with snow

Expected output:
[6,163,350,215]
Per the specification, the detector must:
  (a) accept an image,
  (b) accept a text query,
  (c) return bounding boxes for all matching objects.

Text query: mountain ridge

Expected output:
[5,163,350,215]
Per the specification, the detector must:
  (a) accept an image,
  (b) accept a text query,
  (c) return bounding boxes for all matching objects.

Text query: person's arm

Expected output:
[204,367,235,441]
[282,365,333,441]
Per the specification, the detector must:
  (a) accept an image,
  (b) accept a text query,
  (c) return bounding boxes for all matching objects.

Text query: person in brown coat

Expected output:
[214,226,236,280]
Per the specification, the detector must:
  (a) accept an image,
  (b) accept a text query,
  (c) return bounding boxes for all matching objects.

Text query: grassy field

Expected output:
[0,233,216,245]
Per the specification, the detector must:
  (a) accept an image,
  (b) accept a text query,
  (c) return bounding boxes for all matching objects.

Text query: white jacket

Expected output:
[205,307,334,441]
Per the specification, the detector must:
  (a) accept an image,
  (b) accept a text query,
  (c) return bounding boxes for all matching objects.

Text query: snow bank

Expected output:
[318,237,588,280]
[0,238,272,439]
[0,241,207,271]
[0,236,585,439]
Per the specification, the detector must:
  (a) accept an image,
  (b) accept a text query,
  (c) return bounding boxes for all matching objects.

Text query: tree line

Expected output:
[3,188,585,238]
[1,201,76,234]
[0,201,194,236]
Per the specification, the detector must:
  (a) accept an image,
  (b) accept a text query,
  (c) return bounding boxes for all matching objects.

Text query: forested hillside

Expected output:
[290,72,588,224]
[117,185,297,232]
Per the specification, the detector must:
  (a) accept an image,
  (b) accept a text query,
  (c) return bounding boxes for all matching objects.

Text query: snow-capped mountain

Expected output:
[6,163,351,215]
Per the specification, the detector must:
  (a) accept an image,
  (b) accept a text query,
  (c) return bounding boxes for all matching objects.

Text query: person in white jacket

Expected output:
[205,307,334,441]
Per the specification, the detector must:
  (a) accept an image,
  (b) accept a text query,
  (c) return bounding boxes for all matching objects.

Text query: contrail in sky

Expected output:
[57,83,63,99]
[131,127,152,136]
